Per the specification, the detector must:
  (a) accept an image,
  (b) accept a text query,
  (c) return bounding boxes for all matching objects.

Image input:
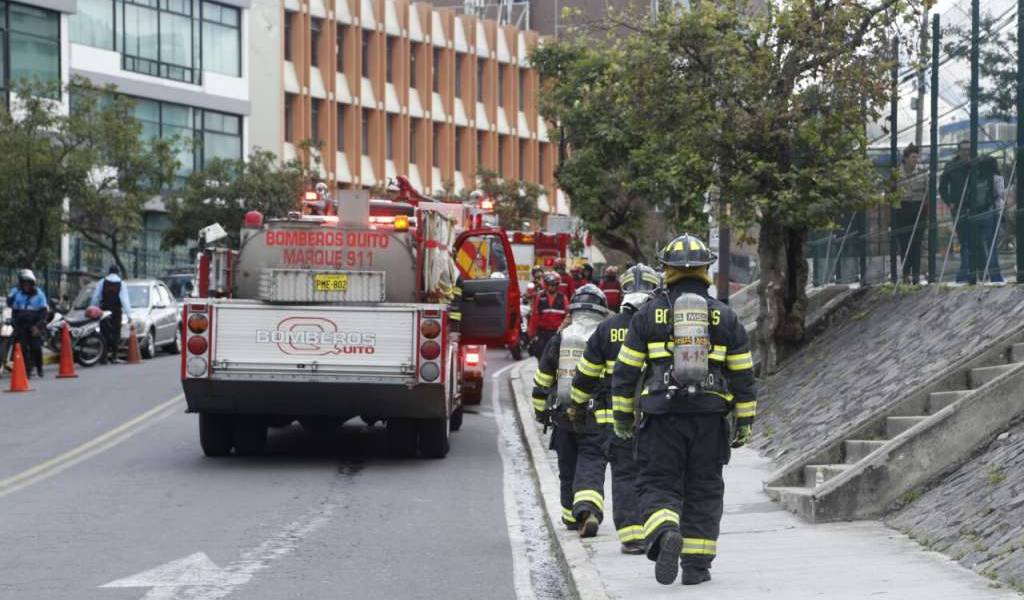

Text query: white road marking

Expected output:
[490,360,537,600]
[0,394,183,499]
[100,501,337,600]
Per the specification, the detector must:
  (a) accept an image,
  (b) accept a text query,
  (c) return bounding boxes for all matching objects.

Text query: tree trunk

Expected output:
[755,216,809,374]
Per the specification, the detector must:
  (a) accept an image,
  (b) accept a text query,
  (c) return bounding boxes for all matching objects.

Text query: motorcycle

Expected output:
[45,308,112,367]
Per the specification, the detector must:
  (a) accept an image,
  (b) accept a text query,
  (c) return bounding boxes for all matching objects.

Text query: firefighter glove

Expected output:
[731,424,752,448]
[613,419,634,440]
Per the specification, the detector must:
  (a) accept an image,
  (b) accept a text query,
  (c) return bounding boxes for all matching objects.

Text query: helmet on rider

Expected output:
[85,306,103,320]
[17,269,36,285]
[620,263,662,311]
[568,283,608,315]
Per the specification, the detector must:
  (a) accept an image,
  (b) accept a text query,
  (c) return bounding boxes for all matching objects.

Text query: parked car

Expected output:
[161,270,197,301]
[69,279,181,358]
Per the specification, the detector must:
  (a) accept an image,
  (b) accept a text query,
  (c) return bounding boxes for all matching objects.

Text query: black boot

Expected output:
[682,566,711,586]
[578,511,599,539]
[620,540,645,555]
[654,530,682,585]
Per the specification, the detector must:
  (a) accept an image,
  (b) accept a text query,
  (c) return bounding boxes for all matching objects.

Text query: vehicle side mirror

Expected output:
[154,303,167,309]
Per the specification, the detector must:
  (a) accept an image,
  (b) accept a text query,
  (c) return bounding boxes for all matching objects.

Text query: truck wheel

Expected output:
[450,407,464,432]
[199,413,234,457]
[387,418,418,458]
[233,417,268,456]
[417,417,450,459]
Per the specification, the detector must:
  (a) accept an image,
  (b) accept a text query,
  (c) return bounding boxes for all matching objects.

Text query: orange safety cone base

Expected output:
[56,322,79,378]
[126,325,142,364]
[5,342,33,393]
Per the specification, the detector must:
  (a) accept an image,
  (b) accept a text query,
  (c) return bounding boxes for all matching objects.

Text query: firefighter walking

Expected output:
[568,264,662,554]
[531,284,610,530]
[611,234,756,586]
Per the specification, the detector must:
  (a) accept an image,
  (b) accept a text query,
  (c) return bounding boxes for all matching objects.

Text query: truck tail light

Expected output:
[187,335,209,355]
[420,319,441,339]
[187,356,208,378]
[419,362,440,381]
[420,341,441,360]
[188,313,209,334]
[465,350,480,366]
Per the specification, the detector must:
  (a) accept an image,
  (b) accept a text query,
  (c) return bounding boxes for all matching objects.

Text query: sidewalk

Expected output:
[509,363,1022,599]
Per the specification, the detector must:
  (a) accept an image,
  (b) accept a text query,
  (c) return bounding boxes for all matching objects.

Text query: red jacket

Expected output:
[528,291,568,337]
[599,279,622,312]
[558,272,574,298]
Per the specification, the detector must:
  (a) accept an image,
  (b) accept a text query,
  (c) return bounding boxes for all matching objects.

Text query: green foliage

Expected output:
[987,465,1006,486]
[462,169,545,230]
[944,15,1017,121]
[163,150,309,249]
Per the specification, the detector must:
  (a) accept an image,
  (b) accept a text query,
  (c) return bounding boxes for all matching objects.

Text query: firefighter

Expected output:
[568,263,662,554]
[611,233,756,587]
[553,259,574,297]
[598,266,622,313]
[527,272,568,358]
[6,270,48,378]
[90,265,133,364]
[570,264,588,289]
[448,277,463,331]
[531,284,610,530]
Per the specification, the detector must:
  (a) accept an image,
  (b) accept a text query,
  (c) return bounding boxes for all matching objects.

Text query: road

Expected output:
[0,351,568,600]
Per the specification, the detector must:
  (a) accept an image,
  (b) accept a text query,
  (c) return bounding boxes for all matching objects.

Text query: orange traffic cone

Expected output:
[6,343,32,392]
[126,324,142,364]
[56,322,78,378]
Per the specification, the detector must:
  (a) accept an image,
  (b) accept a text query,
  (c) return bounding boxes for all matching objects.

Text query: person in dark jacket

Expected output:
[90,265,133,364]
[939,140,1004,283]
[611,233,756,587]
[6,269,48,378]
[568,263,661,553]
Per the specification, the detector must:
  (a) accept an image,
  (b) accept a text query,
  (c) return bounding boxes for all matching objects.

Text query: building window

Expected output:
[454,55,462,98]
[476,59,484,102]
[202,1,240,76]
[70,0,115,50]
[386,114,395,160]
[122,0,198,84]
[518,69,525,111]
[539,145,547,185]
[386,36,396,83]
[455,127,464,172]
[476,133,483,169]
[284,11,292,61]
[336,27,345,72]
[519,140,527,178]
[432,48,440,93]
[432,124,441,168]
[342,102,350,150]
[1,2,61,98]
[311,99,321,143]
[128,96,241,177]
[284,93,295,142]
[409,121,417,165]
[409,45,417,89]
[201,108,242,167]
[361,31,370,78]
[497,66,505,108]
[310,18,322,68]
[361,109,369,156]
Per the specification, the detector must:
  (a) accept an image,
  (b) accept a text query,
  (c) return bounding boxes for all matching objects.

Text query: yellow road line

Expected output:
[0,393,184,499]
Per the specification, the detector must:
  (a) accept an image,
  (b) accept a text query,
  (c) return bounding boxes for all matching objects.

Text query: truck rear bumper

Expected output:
[182,378,448,419]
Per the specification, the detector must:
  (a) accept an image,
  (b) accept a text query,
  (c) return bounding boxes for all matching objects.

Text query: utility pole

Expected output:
[1017,0,1024,281]
[890,36,899,283]
[914,12,929,147]
[929,14,940,282]
[969,0,979,280]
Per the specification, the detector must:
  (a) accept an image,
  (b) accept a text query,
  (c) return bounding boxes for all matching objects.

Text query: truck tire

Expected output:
[199,413,234,457]
[387,418,418,458]
[233,417,268,456]
[417,417,450,459]
[450,407,464,432]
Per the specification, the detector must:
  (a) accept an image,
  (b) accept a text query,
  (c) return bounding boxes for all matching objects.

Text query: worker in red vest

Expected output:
[599,266,622,313]
[527,272,569,358]
[554,259,574,297]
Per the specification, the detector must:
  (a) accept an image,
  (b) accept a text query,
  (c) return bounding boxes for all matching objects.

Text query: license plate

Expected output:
[314,274,349,292]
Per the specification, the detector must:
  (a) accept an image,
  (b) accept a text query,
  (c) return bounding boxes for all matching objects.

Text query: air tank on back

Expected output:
[672,292,710,393]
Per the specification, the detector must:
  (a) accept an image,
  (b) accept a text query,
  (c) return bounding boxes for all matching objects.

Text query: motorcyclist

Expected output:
[90,265,133,364]
[6,270,49,378]
[599,266,622,313]
[527,272,568,358]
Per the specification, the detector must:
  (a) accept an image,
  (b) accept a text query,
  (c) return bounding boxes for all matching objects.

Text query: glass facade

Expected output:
[131,96,242,176]
[0,1,60,99]
[70,0,240,82]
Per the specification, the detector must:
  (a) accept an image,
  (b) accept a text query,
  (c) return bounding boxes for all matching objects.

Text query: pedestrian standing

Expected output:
[90,265,133,364]
[527,272,569,358]
[940,140,990,283]
[893,144,927,283]
[568,264,662,554]
[6,269,49,378]
[977,155,1005,282]
[531,285,610,531]
[611,233,756,587]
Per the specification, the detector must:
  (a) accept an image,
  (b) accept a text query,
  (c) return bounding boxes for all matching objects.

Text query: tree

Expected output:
[463,169,546,230]
[163,150,309,249]
[943,14,1017,121]
[536,0,921,372]
[0,83,79,269]
[64,78,179,274]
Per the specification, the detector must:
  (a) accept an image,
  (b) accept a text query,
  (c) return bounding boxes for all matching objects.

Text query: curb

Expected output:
[507,363,613,600]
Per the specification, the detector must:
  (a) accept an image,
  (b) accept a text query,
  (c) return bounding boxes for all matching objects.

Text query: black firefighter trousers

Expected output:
[571,427,643,544]
[637,413,731,569]
[549,424,578,527]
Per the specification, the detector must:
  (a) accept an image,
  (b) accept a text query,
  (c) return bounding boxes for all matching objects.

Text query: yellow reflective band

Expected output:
[533,397,548,411]
[533,371,554,387]
[577,357,604,377]
[617,345,645,368]
[571,386,591,404]
[647,341,672,359]
[642,273,661,284]
[449,312,461,321]
[612,396,635,413]
[573,489,605,511]
[643,509,680,538]
[605,360,617,371]
[708,390,735,403]
[689,238,700,251]
[709,344,726,361]
[681,538,717,556]
[735,401,757,418]
[453,287,462,296]
[562,507,576,523]
[617,525,644,543]
[726,352,754,371]
[595,409,613,424]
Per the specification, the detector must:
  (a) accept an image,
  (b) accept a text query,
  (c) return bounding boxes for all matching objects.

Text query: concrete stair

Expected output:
[765,339,1024,522]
